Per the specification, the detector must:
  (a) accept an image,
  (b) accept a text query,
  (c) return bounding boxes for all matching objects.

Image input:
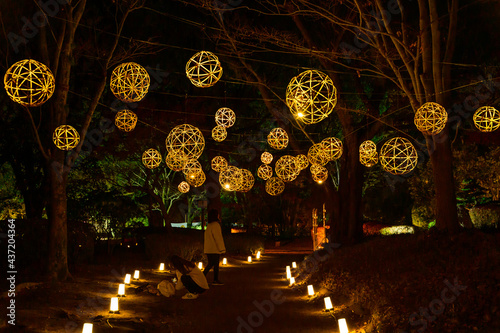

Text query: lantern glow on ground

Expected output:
[110,297,119,313]
[247,256,252,263]
[289,277,295,285]
[256,251,261,259]
[324,297,333,311]
[338,318,349,333]
[292,262,297,268]
[307,285,314,296]
[118,284,125,297]
[286,266,291,279]
[133,270,140,279]
[124,274,131,284]
[159,263,165,271]
[82,323,93,333]
[222,258,227,265]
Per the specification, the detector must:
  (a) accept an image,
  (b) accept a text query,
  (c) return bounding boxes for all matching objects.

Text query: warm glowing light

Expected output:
[297,112,304,118]
[82,323,93,333]
[198,262,203,269]
[133,270,140,279]
[256,251,261,259]
[292,262,297,268]
[247,256,252,263]
[225,183,230,189]
[307,285,315,296]
[338,318,349,333]
[118,284,125,297]
[289,277,295,285]
[159,263,165,271]
[124,274,131,284]
[286,266,291,280]
[222,258,227,265]
[324,297,333,310]
[318,180,323,184]
[110,297,119,313]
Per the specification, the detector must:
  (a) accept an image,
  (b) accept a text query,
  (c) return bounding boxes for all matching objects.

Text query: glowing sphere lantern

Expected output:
[267,128,288,150]
[321,137,343,161]
[178,181,190,193]
[185,51,223,88]
[115,109,138,132]
[219,166,242,191]
[380,137,418,175]
[212,125,227,142]
[142,148,162,169]
[53,125,80,151]
[166,124,205,160]
[265,177,285,196]
[414,102,448,135]
[215,107,236,128]
[359,140,378,167]
[257,164,273,180]
[109,62,150,103]
[473,106,500,132]
[211,155,228,172]
[308,143,329,166]
[275,155,300,182]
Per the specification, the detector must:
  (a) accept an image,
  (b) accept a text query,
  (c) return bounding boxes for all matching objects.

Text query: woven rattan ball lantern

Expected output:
[308,143,329,166]
[295,154,309,171]
[211,156,228,172]
[110,62,150,103]
[310,164,328,184]
[257,164,273,180]
[185,51,223,88]
[265,177,285,196]
[53,125,80,150]
[178,181,190,193]
[275,155,299,182]
[182,159,203,179]
[115,109,138,132]
[212,125,227,142]
[359,140,378,167]
[239,169,255,192]
[186,170,206,187]
[267,128,289,150]
[321,137,343,161]
[219,166,242,191]
[261,152,273,164]
[215,107,236,128]
[286,70,337,125]
[142,148,162,169]
[473,106,500,132]
[166,149,187,171]
[380,137,418,175]
[166,124,205,160]
[414,102,448,135]
[4,59,55,107]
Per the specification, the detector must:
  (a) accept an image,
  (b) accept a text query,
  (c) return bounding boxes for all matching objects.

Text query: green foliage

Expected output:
[468,204,500,229]
[411,205,434,228]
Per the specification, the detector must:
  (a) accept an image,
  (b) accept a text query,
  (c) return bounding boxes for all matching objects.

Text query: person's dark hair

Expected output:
[168,255,195,275]
[207,209,220,223]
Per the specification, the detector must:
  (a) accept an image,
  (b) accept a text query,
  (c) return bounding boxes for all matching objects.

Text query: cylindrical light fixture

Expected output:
[82,323,93,333]
[222,258,227,265]
[117,283,126,297]
[324,297,333,311]
[159,263,165,271]
[198,262,203,269]
[133,270,140,279]
[292,262,297,268]
[256,251,261,259]
[338,318,349,333]
[109,297,119,313]
[247,256,252,263]
[289,277,295,285]
[286,266,291,280]
[307,285,315,296]
[124,274,131,284]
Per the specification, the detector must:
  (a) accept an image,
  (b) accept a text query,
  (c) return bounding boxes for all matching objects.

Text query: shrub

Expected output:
[224,233,265,255]
[468,203,500,229]
[144,229,204,263]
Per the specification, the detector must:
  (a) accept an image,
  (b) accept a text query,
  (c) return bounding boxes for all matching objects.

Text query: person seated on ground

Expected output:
[168,255,209,299]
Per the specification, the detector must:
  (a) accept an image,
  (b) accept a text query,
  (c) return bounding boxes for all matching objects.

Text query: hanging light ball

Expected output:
[186,170,206,187]
[380,137,418,175]
[219,166,242,191]
[295,154,309,171]
[321,137,343,161]
[142,148,162,169]
[265,177,285,196]
[182,159,203,179]
[267,128,289,150]
[359,140,378,167]
[261,152,273,164]
[4,59,55,107]
[178,181,190,193]
[414,102,448,135]
[109,62,150,103]
[286,70,337,125]
[53,125,80,150]
[215,107,236,128]
[115,109,138,132]
[211,156,228,172]
[239,169,255,192]
[257,164,273,180]
[212,125,227,142]
[165,124,205,160]
[308,143,329,166]
[165,149,187,172]
[473,106,500,132]
[310,164,328,184]
[185,51,223,88]
[275,155,300,182]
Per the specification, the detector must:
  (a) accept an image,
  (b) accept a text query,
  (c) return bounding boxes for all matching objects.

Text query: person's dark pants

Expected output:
[203,253,220,282]
[181,275,206,294]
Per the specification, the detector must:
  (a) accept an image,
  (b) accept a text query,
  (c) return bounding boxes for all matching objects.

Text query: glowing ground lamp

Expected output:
[4,59,55,107]
[215,107,236,128]
[185,51,223,88]
[178,181,190,193]
[324,296,333,311]
[310,164,328,184]
[82,323,93,333]
[165,124,205,160]
[109,297,119,314]
[133,270,140,280]
[286,266,291,279]
[166,149,188,172]
[110,62,150,103]
[198,262,203,269]
[142,148,162,169]
[267,128,289,150]
[212,125,227,142]
[256,251,261,259]
[308,143,329,166]
[289,277,295,285]
[359,140,378,167]
[265,177,285,196]
[261,152,273,164]
[117,284,126,297]
[257,164,273,180]
[247,256,252,263]
[115,109,138,132]
[238,169,255,193]
[219,165,243,191]
[53,125,80,151]
[159,263,165,271]
[473,106,500,132]
[186,170,206,188]
[211,155,228,172]
[338,318,349,333]
[380,137,418,175]
[321,137,343,161]
[124,274,131,284]
[295,154,309,171]
[275,155,300,183]
[307,285,315,296]
[286,70,337,125]
[292,262,297,269]
[414,102,448,135]
[222,258,227,265]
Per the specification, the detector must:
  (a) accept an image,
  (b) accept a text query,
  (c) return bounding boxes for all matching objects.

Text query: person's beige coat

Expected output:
[204,221,226,254]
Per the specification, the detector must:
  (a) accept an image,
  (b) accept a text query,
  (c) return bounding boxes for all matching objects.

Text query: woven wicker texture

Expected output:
[275,155,299,182]
[186,170,206,187]
[380,137,418,175]
[219,166,242,191]
[215,107,236,128]
[178,181,190,193]
[165,149,188,172]
[109,62,150,103]
[238,169,255,192]
[4,59,55,107]
[261,152,273,164]
[359,140,378,167]
[142,148,162,169]
[212,125,227,142]
[115,109,138,132]
[267,128,289,150]
[307,143,329,166]
[211,156,228,172]
[310,164,328,183]
[321,137,343,161]
[265,177,285,196]
[295,154,309,170]
[257,164,273,180]
[53,125,79,151]
[182,159,203,178]
[473,106,500,132]
[165,124,205,160]
[414,102,448,135]
[185,51,223,88]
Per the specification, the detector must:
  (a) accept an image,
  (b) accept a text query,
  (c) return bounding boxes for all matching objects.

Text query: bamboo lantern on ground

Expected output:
[473,106,500,132]
[267,128,289,150]
[159,263,165,271]
[53,125,80,151]
[286,266,291,279]
[211,155,228,172]
[178,181,190,193]
[219,166,242,191]
[115,109,138,132]
[310,164,328,184]
[124,274,131,284]
[247,256,252,263]
[109,297,119,313]
[321,137,343,161]
[308,143,330,166]
[292,262,297,268]
[186,51,223,88]
[265,177,285,196]
[261,152,273,164]
[110,62,150,103]
[82,323,93,333]
[257,164,273,180]
[133,270,140,279]
[166,149,188,172]
[289,277,295,285]
[222,257,227,265]
[117,284,126,297]
[4,59,55,107]
[307,285,315,296]
[215,107,236,128]
[212,125,227,142]
[166,124,205,160]
[286,70,337,125]
[324,297,333,311]
[359,140,378,167]
[295,154,309,171]
[256,251,261,259]
[142,148,162,169]
[186,170,206,187]
[275,155,300,182]
[238,169,255,192]
[414,102,448,135]
[380,137,418,175]
[198,262,203,269]
[338,318,349,333]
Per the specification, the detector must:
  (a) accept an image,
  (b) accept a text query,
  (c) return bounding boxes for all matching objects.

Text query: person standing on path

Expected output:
[203,209,226,285]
